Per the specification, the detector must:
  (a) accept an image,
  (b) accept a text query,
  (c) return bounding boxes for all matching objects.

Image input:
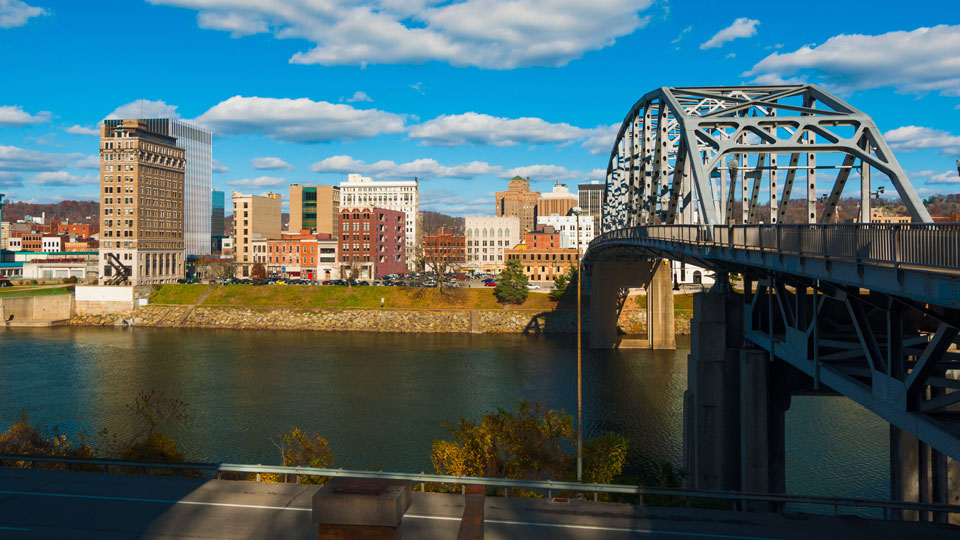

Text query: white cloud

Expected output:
[346,91,372,103]
[581,123,618,155]
[251,156,294,170]
[745,25,960,96]
[420,189,491,214]
[65,124,99,136]
[0,171,23,187]
[197,10,267,37]
[700,17,759,49]
[410,82,424,95]
[502,164,578,182]
[310,155,500,179]
[75,155,100,169]
[409,112,585,147]
[106,99,180,119]
[929,171,960,184]
[226,176,287,189]
[194,96,405,142]
[0,0,46,28]
[213,159,230,174]
[147,0,652,69]
[27,171,98,186]
[884,126,960,154]
[0,105,50,126]
[910,170,937,178]
[0,145,86,171]
[671,25,692,45]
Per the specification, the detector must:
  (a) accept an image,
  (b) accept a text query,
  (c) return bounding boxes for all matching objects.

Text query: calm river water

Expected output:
[0,327,887,500]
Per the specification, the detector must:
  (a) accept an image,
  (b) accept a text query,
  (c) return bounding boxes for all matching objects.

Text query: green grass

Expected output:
[149,284,698,314]
[149,284,209,305]
[0,285,75,298]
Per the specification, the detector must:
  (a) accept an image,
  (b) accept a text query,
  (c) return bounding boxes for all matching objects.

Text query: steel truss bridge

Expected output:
[584,86,960,500]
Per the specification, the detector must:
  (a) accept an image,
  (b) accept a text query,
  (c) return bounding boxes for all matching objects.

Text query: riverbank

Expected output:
[67,284,693,334]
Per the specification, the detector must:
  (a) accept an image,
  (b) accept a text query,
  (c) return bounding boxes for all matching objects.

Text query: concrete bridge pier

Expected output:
[682,288,788,505]
[589,259,675,349]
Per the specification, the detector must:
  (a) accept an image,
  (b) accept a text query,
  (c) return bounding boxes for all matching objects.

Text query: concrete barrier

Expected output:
[75,285,136,314]
[0,294,74,323]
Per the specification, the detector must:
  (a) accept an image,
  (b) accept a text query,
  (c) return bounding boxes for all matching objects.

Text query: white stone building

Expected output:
[339,174,419,269]
[464,216,520,273]
[537,214,595,251]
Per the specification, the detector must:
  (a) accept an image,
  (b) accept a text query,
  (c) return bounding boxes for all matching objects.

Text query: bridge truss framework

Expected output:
[600,85,932,233]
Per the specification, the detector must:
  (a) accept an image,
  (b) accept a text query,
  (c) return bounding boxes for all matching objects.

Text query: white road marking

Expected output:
[0,490,785,539]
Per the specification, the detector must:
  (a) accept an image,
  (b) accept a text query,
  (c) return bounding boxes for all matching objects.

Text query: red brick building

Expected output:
[252,230,333,280]
[525,225,561,250]
[58,223,98,239]
[338,207,405,279]
[423,226,465,272]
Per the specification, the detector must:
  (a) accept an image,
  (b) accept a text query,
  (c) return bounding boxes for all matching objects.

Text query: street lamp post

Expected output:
[572,206,583,482]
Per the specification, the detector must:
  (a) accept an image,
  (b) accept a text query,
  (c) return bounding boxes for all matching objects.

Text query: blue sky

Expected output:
[0,0,958,215]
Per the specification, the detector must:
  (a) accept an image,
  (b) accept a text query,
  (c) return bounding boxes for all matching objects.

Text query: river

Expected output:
[0,327,887,501]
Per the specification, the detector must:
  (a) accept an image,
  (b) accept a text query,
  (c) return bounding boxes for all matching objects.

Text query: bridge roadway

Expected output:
[0,468,958,539]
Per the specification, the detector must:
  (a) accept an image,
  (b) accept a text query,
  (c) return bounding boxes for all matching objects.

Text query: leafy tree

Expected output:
[260,428,335,484]
[582,433,630,485]
[431,401,632,494]
[0,413,95,468]
[549,265,577,301]
[251,262,267,283]
[494,258,528,304]
[431,401,572,482]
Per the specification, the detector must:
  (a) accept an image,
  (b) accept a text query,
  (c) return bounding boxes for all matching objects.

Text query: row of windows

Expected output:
[466,228,511,238]
[466,240,508,247]
[507,252,577,262]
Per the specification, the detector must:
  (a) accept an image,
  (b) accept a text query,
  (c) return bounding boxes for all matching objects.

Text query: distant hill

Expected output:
[422,210,464,234]
[2,200,99,223]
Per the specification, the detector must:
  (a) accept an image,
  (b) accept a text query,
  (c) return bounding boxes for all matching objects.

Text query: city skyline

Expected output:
[0,0,958,216]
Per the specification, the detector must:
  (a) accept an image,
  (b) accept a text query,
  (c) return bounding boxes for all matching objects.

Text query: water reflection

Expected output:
[0,327,884,500]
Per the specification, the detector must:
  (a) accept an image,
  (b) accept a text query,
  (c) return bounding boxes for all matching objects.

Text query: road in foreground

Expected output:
[0,468,957,539]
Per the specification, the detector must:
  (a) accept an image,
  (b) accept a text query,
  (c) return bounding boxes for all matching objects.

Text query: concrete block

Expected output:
[312,477,412,528]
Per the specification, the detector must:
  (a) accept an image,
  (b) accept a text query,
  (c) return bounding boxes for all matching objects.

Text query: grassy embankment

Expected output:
[150,284,695,320]
[0,284,75,299]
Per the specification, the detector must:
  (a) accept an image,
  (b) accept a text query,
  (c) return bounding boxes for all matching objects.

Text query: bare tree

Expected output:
[210,260,236,282]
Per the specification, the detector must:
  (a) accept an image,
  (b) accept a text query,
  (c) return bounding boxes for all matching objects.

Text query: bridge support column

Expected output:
[647,261,676,349]
[683,290,742,490]
[891,429,960,524]
[740,349,788,510]
[589,259,675,349]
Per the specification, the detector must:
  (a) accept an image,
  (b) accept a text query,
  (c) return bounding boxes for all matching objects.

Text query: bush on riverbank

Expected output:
[430,401,631,497]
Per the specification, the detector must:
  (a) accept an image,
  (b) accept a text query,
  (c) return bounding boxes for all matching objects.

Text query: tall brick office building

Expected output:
[338,207,405,279]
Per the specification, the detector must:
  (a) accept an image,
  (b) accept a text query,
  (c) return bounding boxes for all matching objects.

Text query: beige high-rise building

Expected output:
[232,191,282,277]
[289,184,340,235]
[538,182,578,217]
[98,119,185,285]
[495,176,540,234]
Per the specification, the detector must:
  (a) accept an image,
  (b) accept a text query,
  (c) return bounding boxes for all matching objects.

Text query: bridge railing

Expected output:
[595,223,960,273]
[3,453,960,520]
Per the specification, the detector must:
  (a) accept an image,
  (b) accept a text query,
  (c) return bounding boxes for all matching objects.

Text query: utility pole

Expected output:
[573,206,583,482]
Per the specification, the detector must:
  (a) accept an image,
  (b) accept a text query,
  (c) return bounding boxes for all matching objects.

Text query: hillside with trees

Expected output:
[2,200,99,223]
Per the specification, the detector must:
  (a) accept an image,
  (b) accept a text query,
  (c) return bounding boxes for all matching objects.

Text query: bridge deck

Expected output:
[590,223,960,308]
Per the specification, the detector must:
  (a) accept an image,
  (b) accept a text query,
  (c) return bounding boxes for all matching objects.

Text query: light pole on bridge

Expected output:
[572,206,583,483]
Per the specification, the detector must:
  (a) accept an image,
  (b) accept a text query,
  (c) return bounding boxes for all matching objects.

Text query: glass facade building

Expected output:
[105,118,212,255]
[211,189,225,252]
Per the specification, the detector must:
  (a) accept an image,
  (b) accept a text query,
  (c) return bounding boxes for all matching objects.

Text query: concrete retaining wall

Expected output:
[69,304,692,335]
[0,294,74,322]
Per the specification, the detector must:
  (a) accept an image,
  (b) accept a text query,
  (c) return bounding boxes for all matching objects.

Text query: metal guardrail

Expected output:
[592,223,960,273]
[2,454,959,520]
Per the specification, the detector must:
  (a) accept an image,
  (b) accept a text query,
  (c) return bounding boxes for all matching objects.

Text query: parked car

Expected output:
[482,278,496,284]
[484,281,496,287]
[0,278,12,288]
[526,284,541,290]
